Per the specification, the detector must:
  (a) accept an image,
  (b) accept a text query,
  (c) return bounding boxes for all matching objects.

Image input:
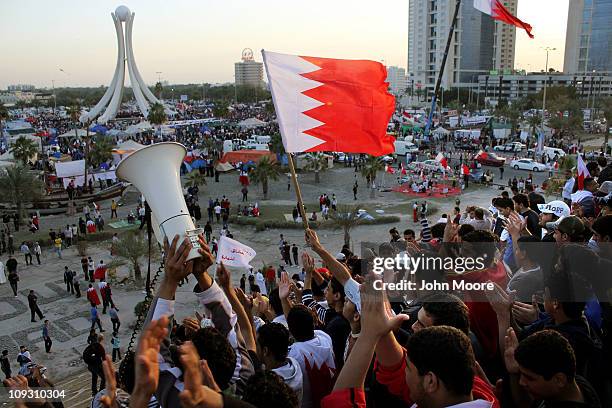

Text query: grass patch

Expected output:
[229,214,400,232]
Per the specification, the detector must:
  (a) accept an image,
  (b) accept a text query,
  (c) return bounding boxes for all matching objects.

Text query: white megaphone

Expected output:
[116,142,202,261]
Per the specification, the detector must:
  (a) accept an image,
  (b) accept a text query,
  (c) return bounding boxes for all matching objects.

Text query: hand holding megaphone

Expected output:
[116,142,203,261]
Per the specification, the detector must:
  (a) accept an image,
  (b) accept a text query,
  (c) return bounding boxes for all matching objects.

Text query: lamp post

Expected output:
[541,47,556,126]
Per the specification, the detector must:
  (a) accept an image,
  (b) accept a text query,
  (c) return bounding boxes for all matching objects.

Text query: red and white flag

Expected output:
[262,50,395,155]
[474,0,534,38]
[400,163,407,175]
[435,152,448,169]
[385,164,395,174]
[576,154,591,190]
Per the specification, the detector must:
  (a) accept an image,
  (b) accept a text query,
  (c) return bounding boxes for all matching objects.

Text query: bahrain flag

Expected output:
[474,0,534,38]
[262,50,395,156]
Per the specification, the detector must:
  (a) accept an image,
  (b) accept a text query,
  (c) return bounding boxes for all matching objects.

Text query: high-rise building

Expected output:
[235,48,264,88]
[408,0,517,94]
[492,0,517,71]
[7,84,35,92]
[386,66,408,95]
[564,0,612,75]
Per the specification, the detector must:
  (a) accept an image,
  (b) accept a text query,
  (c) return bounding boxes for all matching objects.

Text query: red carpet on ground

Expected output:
[392,184,461,198]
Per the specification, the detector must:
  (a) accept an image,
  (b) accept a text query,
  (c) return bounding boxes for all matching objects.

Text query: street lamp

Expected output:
[541,47,556,127]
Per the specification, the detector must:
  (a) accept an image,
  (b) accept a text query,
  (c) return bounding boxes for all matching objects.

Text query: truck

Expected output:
[394,140,419,156]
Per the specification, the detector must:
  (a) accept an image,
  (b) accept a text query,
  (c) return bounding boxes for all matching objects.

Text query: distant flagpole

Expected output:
[424,0,462,139]
[261,49,310,229]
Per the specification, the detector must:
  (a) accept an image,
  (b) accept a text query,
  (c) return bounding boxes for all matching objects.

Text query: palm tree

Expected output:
[329,205,362,247]
[360,155,385,198]
[0,103,8,142]
[148,102,167,141]
[10,137,38,165]
[269,133,286,156]
[66,103,82,139]
[88,137,114,168]
[185,170,207,189]
[154,82,163,100]
[212,104,229,119]
[0,165,43,223]
[302,153,328,183]
[249,156,281,200]
[527,115,542,137]
[108,231,156,282]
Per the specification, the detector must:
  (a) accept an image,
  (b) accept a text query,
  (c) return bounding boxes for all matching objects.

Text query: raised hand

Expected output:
[193,235,215,276]
[305,229,322,251]
[2,375,29,408]
[163,235,192,284]
[178,342,223,408]
[503,327,520,374]
[278,272,291,299]
[100,355,118,408]
[182,317,201,338]
[234,287,253,313]
[133,316,169,401]
[506,212,526,236]
[484,281,514,319]
[301,252,315,274]
[215,262,231,290]
[359,275,409,341]
[512,295,539,325]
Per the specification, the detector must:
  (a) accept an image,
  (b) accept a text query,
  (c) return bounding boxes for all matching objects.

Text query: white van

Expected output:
[542,147,566,161]
[395,140,419,155]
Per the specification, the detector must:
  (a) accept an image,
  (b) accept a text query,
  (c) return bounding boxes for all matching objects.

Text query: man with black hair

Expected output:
[191,327,237,391]
[537,200,571,242]
[505,329,601,407]
[552,216,588,244]
[513,193,542,238]
[571,177,599,218]
[403,229,416,243]
[287,305,335,408]
[495,196,521,271]
[268,288,288,327]
[410,293,470,335]
[507,235,544,301]
[243,371,299,408]
[257,322,303,405]
[300,253,350,372]
[591,215,612,260]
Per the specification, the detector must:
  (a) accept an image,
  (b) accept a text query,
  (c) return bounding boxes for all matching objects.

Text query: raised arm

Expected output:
[216,263,256,353]
[305,229,351,285]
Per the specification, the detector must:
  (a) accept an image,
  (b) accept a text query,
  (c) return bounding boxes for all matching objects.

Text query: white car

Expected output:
[381,155,395,164]
[510,158,547,172]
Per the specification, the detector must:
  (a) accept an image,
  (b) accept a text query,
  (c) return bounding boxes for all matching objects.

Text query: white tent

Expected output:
[237,117,267,129]
[57,128,90,138]
[126,121,152,135]
[433,127,450,135]
[55,160,85,178]
[112,140,144,164]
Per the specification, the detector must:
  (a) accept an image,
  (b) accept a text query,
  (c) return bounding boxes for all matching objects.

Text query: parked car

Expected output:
[381,155,395,164]
[410,159,447,172]
[454,142,479,151]
[468,168,485,183]
[475,152,505,167]
[494,142,524,152]
[510,158,547,172]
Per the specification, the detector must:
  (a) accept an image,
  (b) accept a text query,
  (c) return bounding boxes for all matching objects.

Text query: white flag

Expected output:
[216,236,256,268]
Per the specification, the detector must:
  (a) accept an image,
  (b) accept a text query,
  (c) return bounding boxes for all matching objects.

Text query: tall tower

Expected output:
[564,0,612,74]
[235,49,264,88]
[492,0,517,71]
[407,0,494,94]
[80,6,170,124]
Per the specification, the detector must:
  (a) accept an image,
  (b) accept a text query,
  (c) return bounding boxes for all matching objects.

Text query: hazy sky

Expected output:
[0,0,569,89]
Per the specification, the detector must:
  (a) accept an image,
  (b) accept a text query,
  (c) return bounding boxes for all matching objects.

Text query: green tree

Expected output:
[527,115,542,137]
[66,103,82,139]
[10,137,38,165]
[147,102,167,140]
[0,165,43,223]
[88,136,114,168]
[249,156,281,200]
[185,170,207,189]
[212,104,229,119]
[302,153,328,183]
[154,82,163,100]
[108,231,156,282]
[329,205,362,247]
[360,155,385,198]
[269,133,285,156]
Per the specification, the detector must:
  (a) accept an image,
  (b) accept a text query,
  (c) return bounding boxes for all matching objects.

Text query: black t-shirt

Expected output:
[322,310,351,372]
[521,209,542,238]
[532,375,601,407]
[6,258,17,272]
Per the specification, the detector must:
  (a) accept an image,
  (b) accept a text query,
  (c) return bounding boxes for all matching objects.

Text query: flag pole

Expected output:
[287,153,310,229]
[424,0,462,139]
[261,49,310,230]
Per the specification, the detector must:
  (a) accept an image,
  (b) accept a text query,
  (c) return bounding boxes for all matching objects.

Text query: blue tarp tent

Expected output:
[91,124,108,135]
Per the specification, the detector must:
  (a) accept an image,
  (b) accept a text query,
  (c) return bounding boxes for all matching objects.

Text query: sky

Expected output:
[0,0,569,89]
